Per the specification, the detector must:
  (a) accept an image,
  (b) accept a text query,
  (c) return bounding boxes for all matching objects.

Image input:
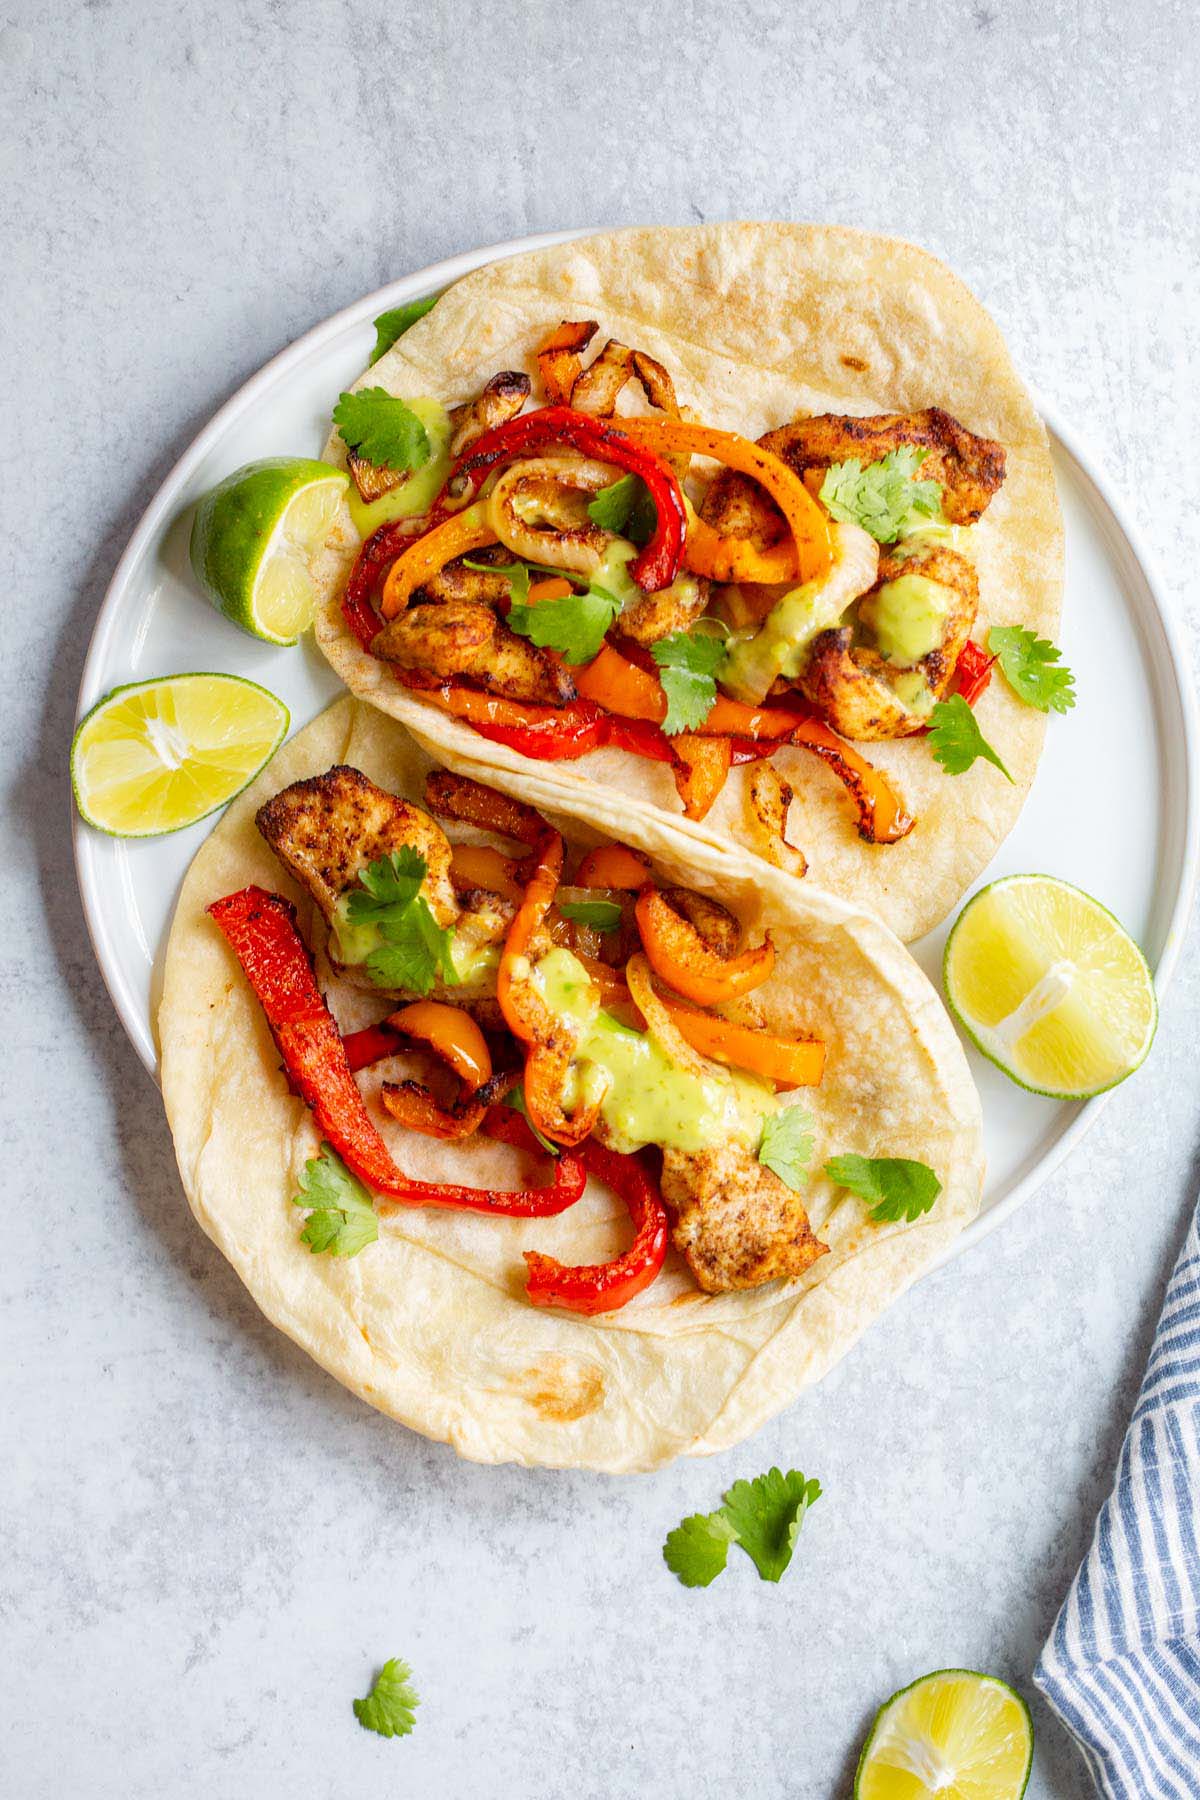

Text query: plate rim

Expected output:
[71,230,1200,1262]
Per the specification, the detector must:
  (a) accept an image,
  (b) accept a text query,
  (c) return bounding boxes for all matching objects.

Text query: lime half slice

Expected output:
[944,874,1156,1099]
[189,458,348,644]
[856,1668,1033,1800]
[72,673,288,836]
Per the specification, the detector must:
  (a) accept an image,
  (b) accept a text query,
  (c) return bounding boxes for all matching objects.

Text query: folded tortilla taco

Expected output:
[310,222,1064,943]
[159,696,983,1471]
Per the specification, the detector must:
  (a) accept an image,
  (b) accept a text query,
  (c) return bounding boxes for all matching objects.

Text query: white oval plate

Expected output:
[73,231,1199,1263]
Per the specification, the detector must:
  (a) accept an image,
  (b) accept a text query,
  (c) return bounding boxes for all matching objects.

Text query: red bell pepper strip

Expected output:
[952,638,995,706]
[523,1140,669,1316]
[341,1020,404,1071]
[398,675,679,766]
[341,519,413,649]
[207,887,585,1217]
[434,404,687,592]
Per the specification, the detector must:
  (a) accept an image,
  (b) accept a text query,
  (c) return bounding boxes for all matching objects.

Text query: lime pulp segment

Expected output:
[856,1668,1033,1800]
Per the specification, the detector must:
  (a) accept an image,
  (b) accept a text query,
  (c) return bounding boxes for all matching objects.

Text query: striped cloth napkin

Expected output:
[1034,1199,1200,1796]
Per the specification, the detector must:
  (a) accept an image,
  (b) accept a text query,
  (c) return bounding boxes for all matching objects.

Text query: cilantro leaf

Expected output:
[651,629,728,734]
[292,1146,378,1257]
[663,1511,740,1588]
[720,1469,822,1582]
[824,1153,942,1224]
[757,1105,815,1192]
[988,625,1076,714]
[819,447,942,544]
[463,557,531,603]
[370,295,440,365]
[353,1658,419,1739]
[507,583,623,665]
[344,847,427,925]
[927,694,1013,780]
[558,899,623,933]
[587,474,657,545]
[333,387,430,474]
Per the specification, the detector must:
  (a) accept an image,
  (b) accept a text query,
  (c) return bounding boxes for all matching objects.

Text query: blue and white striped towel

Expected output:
[1034,1199,1200,1797]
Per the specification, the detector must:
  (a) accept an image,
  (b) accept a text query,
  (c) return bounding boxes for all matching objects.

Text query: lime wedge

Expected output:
[189,458,348,644]
[944,874,1156,1099]
[71,673,288,836]
[856,1668,1033,1800]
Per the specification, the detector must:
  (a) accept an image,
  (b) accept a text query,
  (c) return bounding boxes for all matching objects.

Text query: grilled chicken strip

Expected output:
[371,600,576,705]
[660,1138,827,1292]
[256,765,459,926]
[702,406,1006,545]
[617,571,711,646]
[796,541,979,739]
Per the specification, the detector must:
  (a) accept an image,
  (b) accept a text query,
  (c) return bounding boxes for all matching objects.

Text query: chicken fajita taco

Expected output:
[159,696,983,1471]
[310,223,1065,943]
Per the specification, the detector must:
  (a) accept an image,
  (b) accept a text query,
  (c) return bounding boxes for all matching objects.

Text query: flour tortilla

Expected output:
[311,222,1063,942]
[159,696,984,1471]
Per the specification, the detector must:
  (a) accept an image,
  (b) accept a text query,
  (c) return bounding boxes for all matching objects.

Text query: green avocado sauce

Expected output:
[534,947,777,1155]
[721,577,853,702]
[346,397,452,538]
[858,573,950,665]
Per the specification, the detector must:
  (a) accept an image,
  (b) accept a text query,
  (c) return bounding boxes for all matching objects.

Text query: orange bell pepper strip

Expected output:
[572,642,667,723]
[523,1140,669,1315]
[634,886,776,1007]
[526,576,574,602]
[497,831,603,1146]
[568,953,824,1089]
[449,842,529,907]
[207,887,584,1216]
[379,501,498,619]
[617,418,832,584]
[536,319,599,405]
[385,999,492,1091]
[575,844,652,890]
[671,733,732,820]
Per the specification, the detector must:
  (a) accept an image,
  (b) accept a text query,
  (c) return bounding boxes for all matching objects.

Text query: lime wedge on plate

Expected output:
[189,458,348,644]
[944,874,1156,1099]
[72,673,288,836]
[856,1668,1033,1800]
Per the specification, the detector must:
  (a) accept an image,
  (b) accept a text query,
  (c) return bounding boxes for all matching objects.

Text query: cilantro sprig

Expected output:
[508,583,623,665]
[651,628,728,734]
[988,625,1076,714]
[820,446,942,544]
[587,473,658,545]
[292,1146,378,1257]
[344,849,458,995]
[333,387,430,474]
[353,1658,420,1739]
[927,694,1013,780]
[757,1104,815,1192]
[824,1153,942,1225]
[663,1467,822,1588]
[557,899,623,933]
[369,294,440,365]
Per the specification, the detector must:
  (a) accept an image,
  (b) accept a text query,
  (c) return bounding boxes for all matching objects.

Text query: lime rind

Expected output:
[189,459,348,646]
[943,873,1157,1102]
[71,673,289,838]
[855,1667,1033,1800]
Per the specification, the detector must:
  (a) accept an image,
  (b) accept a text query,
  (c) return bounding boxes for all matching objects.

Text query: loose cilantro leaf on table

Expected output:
[663,1511,740,1588]
[369,294,440,365]
[824,1153,942,1225]
[333,387,430,473]
[587,473,658,545]
[292,1145,378,1257]
[662,1467,822,1588]
[346,850,458,996]
[651,629,728,735]
[353,1658,420,1738]
[558,899,623,933]
[507,583,623,665]
[927,694,1013,780]
[988,625,1076,714]
[819,447,942,544]
[720,1469,823,1583]
[757,1105,815,1192]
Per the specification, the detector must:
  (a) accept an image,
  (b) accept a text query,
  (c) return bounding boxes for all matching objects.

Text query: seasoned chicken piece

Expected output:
[255,765,459,926]
[660,1139,828,1292]
[796,541,979,739]
[371,600,576,705]
[416,545,515,608]
[701,407,1006,547]
[448,370,530,458]
[617,572,711,646]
